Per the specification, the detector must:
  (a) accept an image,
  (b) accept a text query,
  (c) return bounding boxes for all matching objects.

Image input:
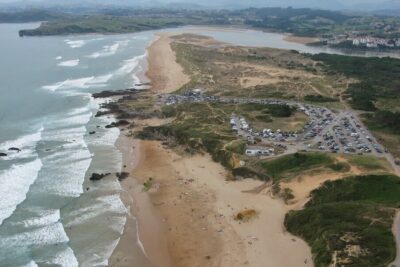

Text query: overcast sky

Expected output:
[0,0,399,10]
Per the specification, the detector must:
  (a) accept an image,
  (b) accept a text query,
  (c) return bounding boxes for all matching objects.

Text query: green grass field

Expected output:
[259,152,335,180]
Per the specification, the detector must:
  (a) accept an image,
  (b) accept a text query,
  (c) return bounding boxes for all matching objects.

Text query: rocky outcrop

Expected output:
[116,172,130,181]
[135,82,151,87]
[89,173,110,181]
[105,120,130,128]
[95,110,112,117]
[92,89,139,98]
[8,147,21,152]
[0,153,7,157]
[89,131,96,135]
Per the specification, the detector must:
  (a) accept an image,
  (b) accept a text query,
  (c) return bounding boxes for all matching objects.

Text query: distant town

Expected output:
[321,20,400,49]
[323,34,400,49]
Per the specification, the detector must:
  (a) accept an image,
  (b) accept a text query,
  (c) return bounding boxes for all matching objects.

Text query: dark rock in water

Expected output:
[92,89,138,98]
[0,153,7,157]
[105,123,116,129]
[117,120,130,126]
[8,147,21,152]
[135,82,152,87]
[116,172,130,181]
[95,110,111,117]
[89,131,96,135]
[96,125,101,128]
[89,173,110,181]
[45,149,51,152]
[86,187,90,191]
[105,120,130,128]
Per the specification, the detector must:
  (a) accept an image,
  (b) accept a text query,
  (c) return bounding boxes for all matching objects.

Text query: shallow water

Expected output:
[170,26,400,58]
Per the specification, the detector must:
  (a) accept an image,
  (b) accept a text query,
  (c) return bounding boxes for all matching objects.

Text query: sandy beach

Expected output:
[283,34,320,45]
[146,33,190,93]
[111,31,315,267]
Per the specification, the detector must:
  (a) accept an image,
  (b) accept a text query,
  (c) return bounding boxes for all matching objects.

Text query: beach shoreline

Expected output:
[110,31,314,267]
[283,34,320,45]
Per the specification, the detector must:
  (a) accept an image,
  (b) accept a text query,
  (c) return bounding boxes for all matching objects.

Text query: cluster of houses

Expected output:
[352,37,400,48]
[245,146,275,157]
[324,34,400,49]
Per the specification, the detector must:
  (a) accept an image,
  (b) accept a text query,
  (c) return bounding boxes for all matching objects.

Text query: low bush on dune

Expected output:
[285,174,400,267]
[260,152,334,180]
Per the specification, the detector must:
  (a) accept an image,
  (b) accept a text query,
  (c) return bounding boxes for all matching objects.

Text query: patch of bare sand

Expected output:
[146,34,190,93]
[179,153,313,267]
[283,35,320,45]
[282,159,363,210]
[224,62,319,88]
[132,140,314,267]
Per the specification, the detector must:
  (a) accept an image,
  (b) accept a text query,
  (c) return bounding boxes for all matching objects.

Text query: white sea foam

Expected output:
[132,35,149,40]
[11,209,61,228]
[86,74,113,85]
[51,110,92,128]
[55,56,63,60]
[18,261,39,267]
[42,74,113,92]
[64,194,127,228]
[0,158,43,225]
[0,222,69,247]
[37,137,91,197]
[58,59,80,67]
[89,116,120,146]
[87,37,104,42]
[87,40,130,58]
[42,77,94,91]
[64,39,86,49]
[87,43,120,58]
[43,247,79,267]
[115,53,146,77]
[0,127,43,160]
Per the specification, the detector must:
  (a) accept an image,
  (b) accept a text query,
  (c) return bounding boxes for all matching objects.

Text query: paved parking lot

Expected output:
[162,90,400,173]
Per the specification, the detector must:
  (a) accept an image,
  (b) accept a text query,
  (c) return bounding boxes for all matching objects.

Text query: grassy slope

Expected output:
[171,35,344,101]
[260,152,335,180]
[19,16,189,36]
[285,174,400,267]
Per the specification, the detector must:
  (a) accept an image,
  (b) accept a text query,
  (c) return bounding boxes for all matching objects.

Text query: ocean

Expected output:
[0,23,155,267]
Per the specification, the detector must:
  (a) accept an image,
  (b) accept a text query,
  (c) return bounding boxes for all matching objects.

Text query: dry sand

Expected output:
[131,141,313,267]
[112,32,315,267]
[283,35,320,45]
[146,33,190,93]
